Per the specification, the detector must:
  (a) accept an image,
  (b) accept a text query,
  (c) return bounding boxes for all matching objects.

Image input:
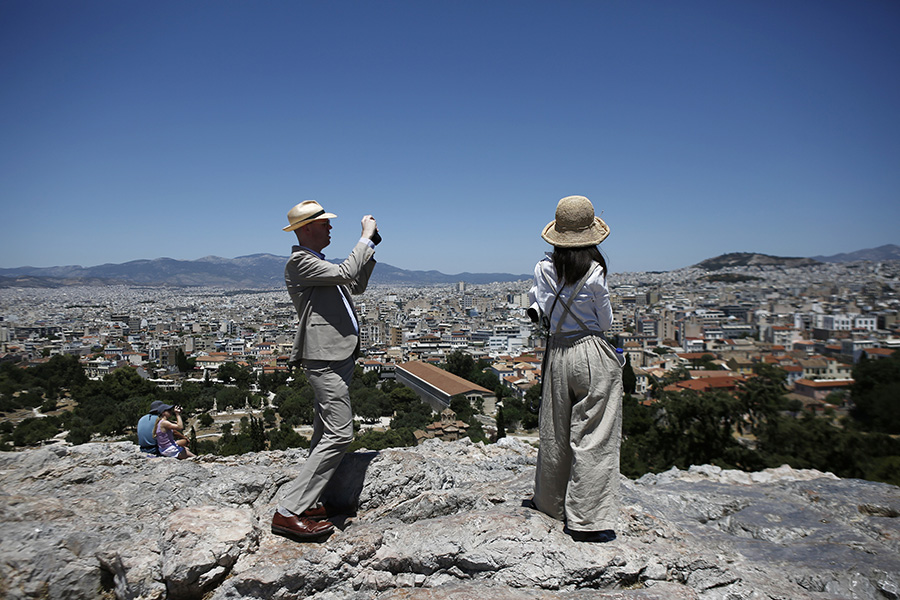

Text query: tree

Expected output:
[389,385,434,430]
[499,394,537,432]
[249,416,266,452]
[234,365,254,389]
[352,387,390,423]
[263,407,277,427]
[217,362,252,386]
[13,416,61,446]
[620,395,655,477]
[258,371,290,395]
[176,349,192,373]
[448,394,488,443]
[450,395,474,423]
[67,423,93,446]
[360,369,380,388]
[524,383,542,415]
[649,367,690,398]
[349,428,416,451]
[268,422,310,451]
[622,355,637,395]
[738,364,788,437]
[851,351,900,434]
[445,351,476,379]
[217,387,246,411]
[649,390,746,471]
[274,387,314,425]
[689,353,720,370]
[495,406,507,441]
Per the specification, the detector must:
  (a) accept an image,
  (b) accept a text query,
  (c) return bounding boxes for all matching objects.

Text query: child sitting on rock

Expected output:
[154,403,196,459]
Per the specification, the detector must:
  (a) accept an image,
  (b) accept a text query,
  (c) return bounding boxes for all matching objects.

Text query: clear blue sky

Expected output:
[2,1,898,275]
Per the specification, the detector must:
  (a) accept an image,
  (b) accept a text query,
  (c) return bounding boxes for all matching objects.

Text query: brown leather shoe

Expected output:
[271,512,334,542]
[301,505,328,519]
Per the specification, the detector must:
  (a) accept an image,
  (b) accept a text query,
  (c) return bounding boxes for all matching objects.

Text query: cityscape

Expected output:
[2,253,899,439]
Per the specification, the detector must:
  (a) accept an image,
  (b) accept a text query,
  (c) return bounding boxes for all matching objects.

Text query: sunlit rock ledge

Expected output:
[0,438,897,599]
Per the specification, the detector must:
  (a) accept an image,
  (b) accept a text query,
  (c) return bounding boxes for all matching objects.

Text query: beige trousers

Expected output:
[279,356,356,515]
[533,334,623,532]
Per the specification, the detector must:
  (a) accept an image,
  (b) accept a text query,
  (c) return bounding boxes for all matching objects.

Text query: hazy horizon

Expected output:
[3,244,898,280]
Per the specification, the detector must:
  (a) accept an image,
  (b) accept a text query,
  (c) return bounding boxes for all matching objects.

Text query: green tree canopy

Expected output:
[622,355,637,395]
[851,351,900,434]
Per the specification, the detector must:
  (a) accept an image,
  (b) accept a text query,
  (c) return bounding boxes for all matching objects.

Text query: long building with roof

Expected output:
[395,360,497,416]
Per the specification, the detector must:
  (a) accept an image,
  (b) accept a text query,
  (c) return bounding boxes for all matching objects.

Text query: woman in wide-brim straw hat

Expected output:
[527,195,624,543]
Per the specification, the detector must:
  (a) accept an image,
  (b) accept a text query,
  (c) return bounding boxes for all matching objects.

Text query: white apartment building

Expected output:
[853,316,877,331]
[813,313,877,332]
[224,339,246,355]
[763,325,801,346]
[841,338,877,362]
[818,314,853,331]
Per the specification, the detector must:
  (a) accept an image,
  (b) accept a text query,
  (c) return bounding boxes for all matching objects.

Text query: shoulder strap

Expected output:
[541,269,564,328]
[552,264,600,335]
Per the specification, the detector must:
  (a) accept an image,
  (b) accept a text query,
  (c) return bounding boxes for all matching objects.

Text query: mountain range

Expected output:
[1,244,897,288]
[811,244,900,263]
[0,254,531,288]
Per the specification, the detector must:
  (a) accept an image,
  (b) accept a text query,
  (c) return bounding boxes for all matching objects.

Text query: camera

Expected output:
[371,230,382,246]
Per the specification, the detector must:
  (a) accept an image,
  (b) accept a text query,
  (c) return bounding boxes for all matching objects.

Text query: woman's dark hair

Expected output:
[552,246,607,287]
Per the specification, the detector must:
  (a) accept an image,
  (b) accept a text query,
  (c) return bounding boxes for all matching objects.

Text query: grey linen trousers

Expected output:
[533,334,623,532]
[278,356,356,514]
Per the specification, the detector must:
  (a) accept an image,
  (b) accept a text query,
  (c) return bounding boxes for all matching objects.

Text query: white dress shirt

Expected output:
[528,255,613,334]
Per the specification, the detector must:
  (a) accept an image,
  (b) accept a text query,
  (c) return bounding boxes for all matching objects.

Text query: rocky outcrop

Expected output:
[1,438,898,599]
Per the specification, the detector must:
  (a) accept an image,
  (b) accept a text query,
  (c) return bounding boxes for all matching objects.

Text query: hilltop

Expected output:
[692,245,900,272]
[692,252,820,271]
[1,439,897,599]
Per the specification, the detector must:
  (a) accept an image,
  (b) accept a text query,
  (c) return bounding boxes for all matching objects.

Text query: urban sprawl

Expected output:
[2,259,899,425]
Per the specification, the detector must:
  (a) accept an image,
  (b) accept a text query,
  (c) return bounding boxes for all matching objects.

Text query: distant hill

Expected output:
[0,275,119,288]
[811,244,900,263]
[5,244,896,288]
[693,252,820,271]
[0,255,530,288]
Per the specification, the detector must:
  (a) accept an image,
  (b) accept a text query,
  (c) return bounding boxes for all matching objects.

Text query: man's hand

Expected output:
[361,215,377,240]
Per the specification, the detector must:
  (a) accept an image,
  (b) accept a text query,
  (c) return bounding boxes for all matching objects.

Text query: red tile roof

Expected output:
[398,361,493,396]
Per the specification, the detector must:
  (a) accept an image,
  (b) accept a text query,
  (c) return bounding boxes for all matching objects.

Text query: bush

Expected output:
[268,423,310,451]
[67,426,93,446]
[349,428,416,451]
[13,417,60,446]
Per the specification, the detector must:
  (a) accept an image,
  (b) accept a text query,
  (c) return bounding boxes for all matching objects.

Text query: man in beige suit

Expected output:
[272,200,378,542]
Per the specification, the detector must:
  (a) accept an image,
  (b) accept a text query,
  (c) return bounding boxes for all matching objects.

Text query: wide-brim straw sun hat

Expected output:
[541,195,610,247]
[283,200,338,232]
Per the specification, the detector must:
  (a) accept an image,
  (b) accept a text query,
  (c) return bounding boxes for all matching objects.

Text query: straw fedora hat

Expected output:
[283,200,337,232]
[541,195,610,247]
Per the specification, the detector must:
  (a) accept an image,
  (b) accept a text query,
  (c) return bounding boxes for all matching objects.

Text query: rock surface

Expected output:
[0,438,898,599]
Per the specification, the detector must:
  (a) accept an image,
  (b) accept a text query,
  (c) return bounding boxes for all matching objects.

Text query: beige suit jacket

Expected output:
[285,241,376,364]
